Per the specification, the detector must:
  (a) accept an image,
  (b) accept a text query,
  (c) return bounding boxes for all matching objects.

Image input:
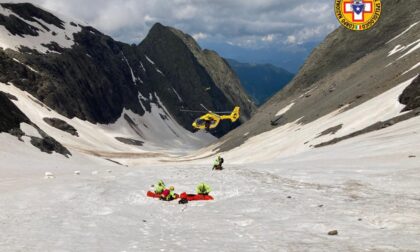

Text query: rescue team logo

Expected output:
[335,0,382,31]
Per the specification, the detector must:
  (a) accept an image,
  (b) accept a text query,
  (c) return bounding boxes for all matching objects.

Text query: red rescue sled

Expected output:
[180,192,214,201]
[147,191,179,199]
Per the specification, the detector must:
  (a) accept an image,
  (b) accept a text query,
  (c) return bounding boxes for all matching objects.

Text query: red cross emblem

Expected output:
[343,1,373,22]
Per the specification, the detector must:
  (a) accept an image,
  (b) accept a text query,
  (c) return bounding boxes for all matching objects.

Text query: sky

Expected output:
[7,0,339,72]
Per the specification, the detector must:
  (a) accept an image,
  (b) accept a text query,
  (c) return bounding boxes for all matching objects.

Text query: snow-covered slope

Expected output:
[219,76,418,163]
[2,66,418,252]
[0,82,215,160]
[1,103,419,251]
[0,3,81,53]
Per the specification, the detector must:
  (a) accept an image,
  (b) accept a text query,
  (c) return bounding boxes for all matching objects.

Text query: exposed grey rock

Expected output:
[1,3,65,29]
[0,91,30,133]
[43,118,78,136]
[0,91,17,101]
[314,109,420,148]
[0,13,40,36]
[124,114,144,138]
[41,42,65,53]
[316,124,343,138]
[400,75,420,112]
[9,128,25,140]
[30,135,71,157]
[105,159,124,166]
[328,230,338,236]
[115,137,144,146]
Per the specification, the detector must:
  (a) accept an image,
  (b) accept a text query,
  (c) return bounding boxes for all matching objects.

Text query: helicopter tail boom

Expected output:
[220,106,240,122]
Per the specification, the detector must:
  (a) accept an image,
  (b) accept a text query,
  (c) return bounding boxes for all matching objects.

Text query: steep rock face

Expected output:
[137,24,255,122]
[2,27,145,124]
[135,23,231,132]
[136,23,256,134]
[0,3,255,138]
[0,91,29,132]
[1,3,65,32]
[217,0,420,151]
[400,75,420,111]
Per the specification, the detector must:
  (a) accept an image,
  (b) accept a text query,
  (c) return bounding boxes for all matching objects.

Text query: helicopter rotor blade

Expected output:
[200,104,231,114]
[213,111,233,114]
[200,104,211,112]
[180,109,208,113]
[180,104,234,114]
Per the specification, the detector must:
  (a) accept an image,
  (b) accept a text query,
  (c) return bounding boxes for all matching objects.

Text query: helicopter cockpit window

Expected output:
[194,119,206,126]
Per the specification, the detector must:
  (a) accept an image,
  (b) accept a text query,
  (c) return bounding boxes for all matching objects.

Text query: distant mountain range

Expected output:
[227,59,294,105]
[201,41,319,73]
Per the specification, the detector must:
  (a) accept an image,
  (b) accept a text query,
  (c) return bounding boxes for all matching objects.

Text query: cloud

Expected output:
[192,32,208,41]
[6,0,339,49]
[262,34,275,42]
[286,35,297,45]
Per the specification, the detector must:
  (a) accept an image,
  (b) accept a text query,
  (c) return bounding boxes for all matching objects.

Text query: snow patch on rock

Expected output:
[275,103,294,117]
[145,55,155,65]
[0,5,81,53]
[218,76,416,163]
[387,21,419,44]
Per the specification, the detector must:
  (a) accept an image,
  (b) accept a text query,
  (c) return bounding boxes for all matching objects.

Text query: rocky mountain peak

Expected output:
[0,3,256,153]
[144,23,256,120]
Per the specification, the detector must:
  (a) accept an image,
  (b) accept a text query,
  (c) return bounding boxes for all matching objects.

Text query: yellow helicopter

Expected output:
[181,105,240,130]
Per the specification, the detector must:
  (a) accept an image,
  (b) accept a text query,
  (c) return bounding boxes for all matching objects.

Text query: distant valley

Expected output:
[227,59,294,105]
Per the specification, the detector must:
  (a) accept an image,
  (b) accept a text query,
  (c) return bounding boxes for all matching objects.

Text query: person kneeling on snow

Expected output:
[154,180,166,194]
[196,183,212,195]
[161,186,176,201]
[212,156,224,170]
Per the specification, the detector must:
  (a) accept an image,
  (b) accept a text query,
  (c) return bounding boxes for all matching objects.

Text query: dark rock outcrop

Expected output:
[115,137,144,146]
[0,92,71,156]
[0,13,40,36]
[0,91,17,101]
[316,124,343,138]
[30,135,71,157]
[0,91,30,132]
[43,118,78,136]
[314,109,420,148]
[1,3,65,29]
[328,230,338,236]
[400,75,420,112]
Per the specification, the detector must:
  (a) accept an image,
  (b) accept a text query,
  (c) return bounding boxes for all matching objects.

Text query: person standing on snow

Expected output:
[161,186,176,201]
[212,155,224,170]
[154,180,166,194]
[196,183,212,195]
